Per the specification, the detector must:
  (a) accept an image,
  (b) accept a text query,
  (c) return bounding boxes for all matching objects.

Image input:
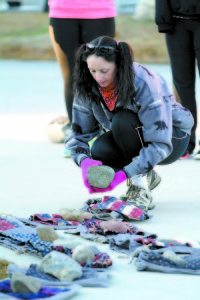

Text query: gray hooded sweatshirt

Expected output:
[65,63,194,178]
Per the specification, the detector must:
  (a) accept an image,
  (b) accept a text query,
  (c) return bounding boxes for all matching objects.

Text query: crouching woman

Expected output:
[65,36,194,211]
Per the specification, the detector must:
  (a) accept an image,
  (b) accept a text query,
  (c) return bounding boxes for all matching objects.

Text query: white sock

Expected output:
[132,174,148,190]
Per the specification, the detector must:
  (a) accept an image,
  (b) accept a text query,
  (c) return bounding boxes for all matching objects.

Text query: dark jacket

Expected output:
[155,0,200,33]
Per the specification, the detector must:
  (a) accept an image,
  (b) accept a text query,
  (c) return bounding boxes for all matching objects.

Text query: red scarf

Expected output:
[98,83,118,111]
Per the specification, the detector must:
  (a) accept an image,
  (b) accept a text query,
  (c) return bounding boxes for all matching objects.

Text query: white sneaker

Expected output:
[147,169,161,190]
[122,183,155,211]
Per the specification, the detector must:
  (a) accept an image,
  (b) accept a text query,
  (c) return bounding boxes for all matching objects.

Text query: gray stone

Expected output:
[36,225,59,242]
[87,165,115,188]
[38,251,82,281]
[59,208,93,222]
[72,245,95,263]
[11,272,41,294]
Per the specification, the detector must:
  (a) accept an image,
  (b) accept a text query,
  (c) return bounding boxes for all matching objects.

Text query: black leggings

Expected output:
[91,110,190,170]
[165,18,200,153]
[49,17,115,123]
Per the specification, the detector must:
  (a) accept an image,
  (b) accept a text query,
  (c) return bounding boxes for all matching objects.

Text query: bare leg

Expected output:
[173,85,181,104]
[49,25,70,123]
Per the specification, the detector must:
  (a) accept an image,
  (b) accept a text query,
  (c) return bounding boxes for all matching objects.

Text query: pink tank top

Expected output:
[48,0,116,19]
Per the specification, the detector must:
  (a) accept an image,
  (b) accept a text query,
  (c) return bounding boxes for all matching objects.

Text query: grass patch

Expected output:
[0,12,48,37]
[116,16,169,63]
[0,12,169,63]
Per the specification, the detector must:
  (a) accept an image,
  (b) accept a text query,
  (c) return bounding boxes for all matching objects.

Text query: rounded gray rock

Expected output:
[72,245,95,263]
[59,208,93,222]
[11,272,41,294]
[38,251,82,281]
[87,165,115,188]
[36,225,59,242]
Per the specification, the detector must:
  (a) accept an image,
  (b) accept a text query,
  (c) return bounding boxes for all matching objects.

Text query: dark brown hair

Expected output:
[73,36,135,107]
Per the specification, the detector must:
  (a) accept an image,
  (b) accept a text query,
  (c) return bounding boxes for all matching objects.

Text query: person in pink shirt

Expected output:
[48,0,116,147]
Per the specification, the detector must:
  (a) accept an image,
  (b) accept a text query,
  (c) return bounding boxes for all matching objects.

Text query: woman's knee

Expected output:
[91,134,125,168]
[91,136,110,161]
[112,110,141,133]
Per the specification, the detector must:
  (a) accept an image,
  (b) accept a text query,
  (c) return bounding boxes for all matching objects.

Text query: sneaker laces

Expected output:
[127,185,152,207]
[127,178,133,187]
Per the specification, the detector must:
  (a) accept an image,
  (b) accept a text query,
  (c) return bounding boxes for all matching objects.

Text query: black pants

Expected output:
[91,110,190,170]
[50,17,115,123]
[165,18,200,153]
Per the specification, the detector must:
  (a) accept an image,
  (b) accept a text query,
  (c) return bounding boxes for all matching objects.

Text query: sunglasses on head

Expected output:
[86,43,118,54]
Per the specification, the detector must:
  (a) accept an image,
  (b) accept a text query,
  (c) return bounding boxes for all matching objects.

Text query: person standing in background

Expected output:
[48,0,116,151]
[155,0,200,160]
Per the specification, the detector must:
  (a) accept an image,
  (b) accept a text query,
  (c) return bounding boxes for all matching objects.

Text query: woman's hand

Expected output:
[89,170,127,194]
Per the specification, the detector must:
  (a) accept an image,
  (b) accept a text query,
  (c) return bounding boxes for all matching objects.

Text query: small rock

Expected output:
[87,165,115,188]
[72,245,95,263]
[38,251,82,281]
[11,272,41,294]
[59,208,93,222]
[100,221,128,233]
[36,225,59,242]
